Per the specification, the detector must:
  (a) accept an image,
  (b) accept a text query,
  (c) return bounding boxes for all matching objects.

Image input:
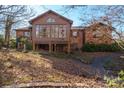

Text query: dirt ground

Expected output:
[0,50,107,88]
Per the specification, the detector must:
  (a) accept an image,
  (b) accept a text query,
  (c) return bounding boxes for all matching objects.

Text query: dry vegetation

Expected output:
[0,50,105,87]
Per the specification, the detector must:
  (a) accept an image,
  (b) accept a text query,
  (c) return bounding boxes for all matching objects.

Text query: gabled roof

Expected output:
[29,10,73,24]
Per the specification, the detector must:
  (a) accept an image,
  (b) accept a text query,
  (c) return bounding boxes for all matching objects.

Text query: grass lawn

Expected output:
[0,50,105,87]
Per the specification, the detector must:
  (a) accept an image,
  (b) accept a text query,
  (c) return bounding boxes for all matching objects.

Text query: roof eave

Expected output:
[29,10,73,24]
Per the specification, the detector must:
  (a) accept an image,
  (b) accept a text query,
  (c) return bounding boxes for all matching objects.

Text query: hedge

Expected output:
[82,43,121,52]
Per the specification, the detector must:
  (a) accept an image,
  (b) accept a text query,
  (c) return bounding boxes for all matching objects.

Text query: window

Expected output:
[50,25,67,39]
[35,24,67,38]
[47,17,55,23]
[38,26,42,37]
[72,31,78,37]
[35,25,49,38]
[39,27,46,37]
[24,32,30,37]
[59,25,63,38]
[54,26,59,38]
[58,25,67,38]
[62,25,67,38]
[42,28,47,37]
[46,26,50,38]
[93,30,103,38]
[36,25,40,37]
[51,26,55,38]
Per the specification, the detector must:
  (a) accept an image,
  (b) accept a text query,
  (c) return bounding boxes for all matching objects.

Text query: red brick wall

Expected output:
[16,30,25,38]
[84,24,112,44]
[16,30,32,40]
[70,29,83,49]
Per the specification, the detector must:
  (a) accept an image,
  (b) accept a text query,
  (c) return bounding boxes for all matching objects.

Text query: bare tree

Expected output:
[0,5,15,14]
[97,6,124,50]
[0,5,35,48]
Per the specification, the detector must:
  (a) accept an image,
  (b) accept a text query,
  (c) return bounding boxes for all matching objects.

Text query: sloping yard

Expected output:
[0,50,124,87]
[0,50,106,88]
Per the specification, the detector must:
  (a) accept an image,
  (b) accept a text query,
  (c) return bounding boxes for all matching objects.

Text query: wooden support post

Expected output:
[54,44,56,53]
[67,42,71,54]
[49,42,52,53]
[36,44,38,50]
[67,32,71,54]
[33,41,35,51]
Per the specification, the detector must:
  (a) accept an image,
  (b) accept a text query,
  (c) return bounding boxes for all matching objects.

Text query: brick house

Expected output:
[84,22,113,44]
[16,10,113,53]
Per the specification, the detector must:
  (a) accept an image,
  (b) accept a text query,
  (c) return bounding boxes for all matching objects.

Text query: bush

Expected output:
[26,41,33,50]
[18,36,32,51]
[9,39,16,49]
[82,43,121,52]
[104,70,124,87]
[18,36,28,44]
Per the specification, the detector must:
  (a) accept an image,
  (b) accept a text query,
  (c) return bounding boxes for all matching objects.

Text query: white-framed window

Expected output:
[54,25,59,38]
[35,24,67,38]
[72,31,78,37]
[39,26,47,38]
[47,17,55,23]
[35,25,50,38]
[59,25,66,38]
[59,25,63,38]
[93,30,103,38]
[51,25,55,38]
[46,26,50,38]
[35,25,40,37]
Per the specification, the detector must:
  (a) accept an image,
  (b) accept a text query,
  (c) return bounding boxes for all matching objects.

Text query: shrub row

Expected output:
[82,43,121,52]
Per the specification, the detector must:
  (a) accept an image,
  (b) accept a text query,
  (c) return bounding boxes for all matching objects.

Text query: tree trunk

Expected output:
[4,15,12,49]
[5,29,10,48]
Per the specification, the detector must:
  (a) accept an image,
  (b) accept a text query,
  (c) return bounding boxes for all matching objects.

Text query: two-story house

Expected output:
[16,10,113,53]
